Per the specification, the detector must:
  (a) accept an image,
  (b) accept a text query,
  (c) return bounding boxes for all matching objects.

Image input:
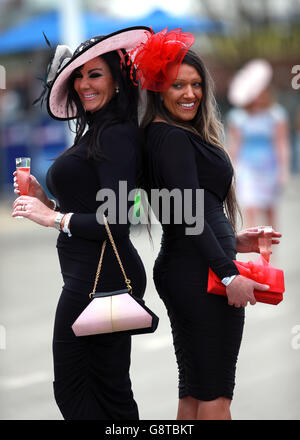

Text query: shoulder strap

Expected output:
[89,215,132,298]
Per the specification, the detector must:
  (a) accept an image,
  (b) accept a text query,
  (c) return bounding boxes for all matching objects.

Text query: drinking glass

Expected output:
[15,157,31,218]
[258,225,272,262]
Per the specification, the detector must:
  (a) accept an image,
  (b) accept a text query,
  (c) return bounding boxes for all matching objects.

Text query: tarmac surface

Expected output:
[0,175,300,420]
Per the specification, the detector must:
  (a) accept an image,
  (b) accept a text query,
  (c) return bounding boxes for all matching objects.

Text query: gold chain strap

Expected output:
[89,215,132,299]
[89,240,106,299]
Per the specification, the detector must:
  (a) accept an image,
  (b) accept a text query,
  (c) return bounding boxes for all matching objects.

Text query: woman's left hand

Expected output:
[12,196,57,227]
[236,227,281,253]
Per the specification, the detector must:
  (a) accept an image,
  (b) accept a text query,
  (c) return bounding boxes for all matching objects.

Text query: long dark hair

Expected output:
[140,50,242,232]
[65,50,139,160]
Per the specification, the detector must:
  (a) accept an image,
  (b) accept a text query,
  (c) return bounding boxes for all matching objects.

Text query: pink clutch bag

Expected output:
[72,216,159,337]
[72,288,157,336]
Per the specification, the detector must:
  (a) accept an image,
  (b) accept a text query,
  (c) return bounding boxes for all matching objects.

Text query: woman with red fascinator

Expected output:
[131,28,281,419]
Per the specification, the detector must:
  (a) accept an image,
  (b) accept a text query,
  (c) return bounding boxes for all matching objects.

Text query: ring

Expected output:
[21,204,26,211]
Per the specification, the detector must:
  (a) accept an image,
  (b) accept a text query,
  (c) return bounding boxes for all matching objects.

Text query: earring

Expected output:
[115,86,120,94]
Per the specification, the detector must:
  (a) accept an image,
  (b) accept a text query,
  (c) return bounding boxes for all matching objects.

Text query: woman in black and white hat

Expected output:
[12,27,152,420]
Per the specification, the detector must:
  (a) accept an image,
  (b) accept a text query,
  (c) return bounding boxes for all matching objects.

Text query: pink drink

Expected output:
[16,167,30,195]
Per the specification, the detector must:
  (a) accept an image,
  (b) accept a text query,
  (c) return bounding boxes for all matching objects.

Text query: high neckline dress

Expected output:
[46,118,146,420]
[144,122,244,401]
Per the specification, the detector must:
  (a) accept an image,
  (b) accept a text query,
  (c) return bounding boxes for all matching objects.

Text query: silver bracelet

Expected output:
[50,199,57,210]
[54,212,65,231]
[221,275,237,287]
[62,213,73,237]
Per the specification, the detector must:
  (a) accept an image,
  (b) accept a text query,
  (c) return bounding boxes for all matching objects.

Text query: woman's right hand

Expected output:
[13,171,52,208]
[226,275,270,307]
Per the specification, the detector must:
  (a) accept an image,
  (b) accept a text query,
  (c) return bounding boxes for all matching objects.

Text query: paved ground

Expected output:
[0,175,300,420]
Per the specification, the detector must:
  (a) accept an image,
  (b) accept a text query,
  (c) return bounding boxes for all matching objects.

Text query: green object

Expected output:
[134,190,141,219]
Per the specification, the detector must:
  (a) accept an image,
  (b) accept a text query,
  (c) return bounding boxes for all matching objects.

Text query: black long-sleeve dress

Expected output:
[46,117,146,420]
[144,122,244,401]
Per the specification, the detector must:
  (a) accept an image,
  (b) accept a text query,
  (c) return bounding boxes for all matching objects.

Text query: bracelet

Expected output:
[221,275,237,287]
[54,212,65,231]
[49,199,57,210]
[62,213,73,237]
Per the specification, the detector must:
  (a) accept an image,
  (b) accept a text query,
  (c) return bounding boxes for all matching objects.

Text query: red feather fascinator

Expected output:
[128,28,195,92]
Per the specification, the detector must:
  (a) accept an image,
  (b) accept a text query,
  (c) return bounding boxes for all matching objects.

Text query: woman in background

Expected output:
[226,59,290,228]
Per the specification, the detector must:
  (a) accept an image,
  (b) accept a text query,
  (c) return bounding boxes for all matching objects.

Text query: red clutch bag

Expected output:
[207,255,285,305]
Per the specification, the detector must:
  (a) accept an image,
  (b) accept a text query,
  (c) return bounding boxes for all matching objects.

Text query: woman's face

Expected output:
[73,56,116,113]
[161,63,203,122]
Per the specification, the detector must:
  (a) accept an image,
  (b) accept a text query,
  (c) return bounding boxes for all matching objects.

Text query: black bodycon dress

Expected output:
[145,122,244,401]
[46,119,146,420]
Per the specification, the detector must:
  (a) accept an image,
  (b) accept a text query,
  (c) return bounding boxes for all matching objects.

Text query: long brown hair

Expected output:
[140,49,242,232]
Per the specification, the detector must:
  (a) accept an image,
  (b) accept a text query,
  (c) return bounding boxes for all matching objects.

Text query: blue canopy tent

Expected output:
[0,8,226,55]
[0,10,126,55]
[119,9,226,33]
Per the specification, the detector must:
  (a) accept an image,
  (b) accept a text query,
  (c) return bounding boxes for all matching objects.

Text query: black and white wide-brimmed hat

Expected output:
[45,26,152,120]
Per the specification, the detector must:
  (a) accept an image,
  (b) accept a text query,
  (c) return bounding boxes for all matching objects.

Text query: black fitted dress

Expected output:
[145,122,244,401]
[46,117,146,420]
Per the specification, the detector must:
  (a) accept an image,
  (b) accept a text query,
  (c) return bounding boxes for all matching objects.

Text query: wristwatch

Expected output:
[54,212,65,231]
[221,275,237,286]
